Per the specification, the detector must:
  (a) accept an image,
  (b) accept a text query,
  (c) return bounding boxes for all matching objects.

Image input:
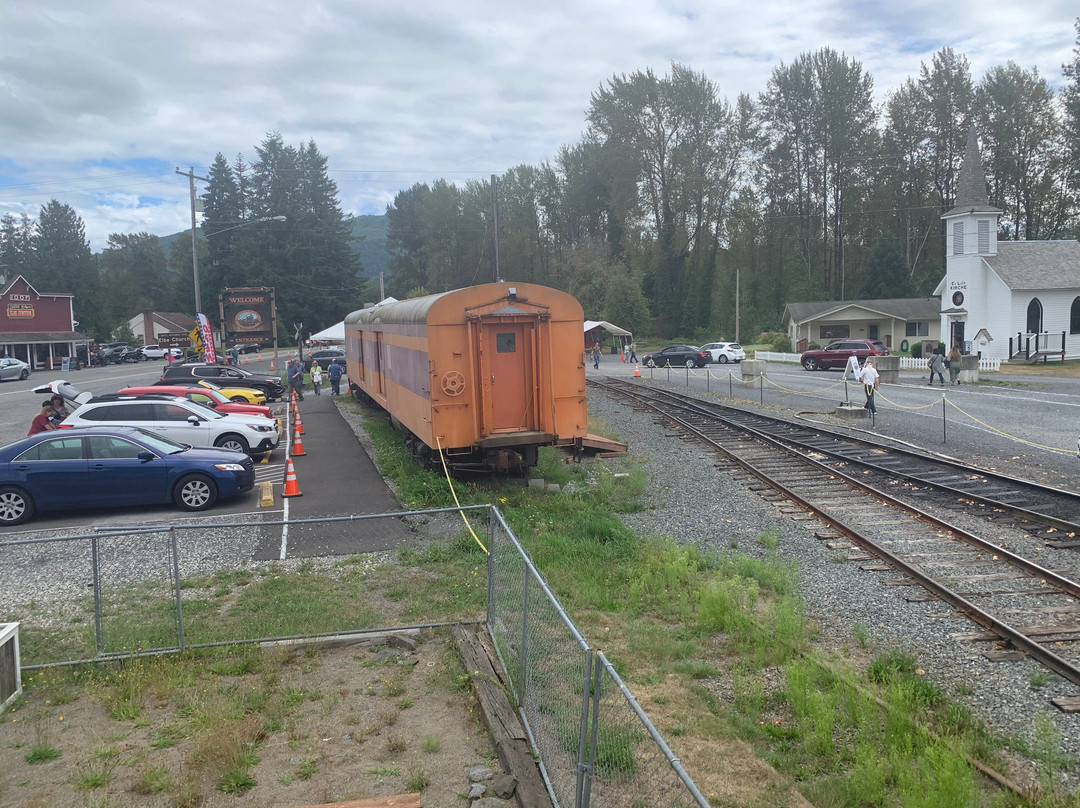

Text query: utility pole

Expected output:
[176,167,209,313]
[735,264,741,343]
[491,174,500,283]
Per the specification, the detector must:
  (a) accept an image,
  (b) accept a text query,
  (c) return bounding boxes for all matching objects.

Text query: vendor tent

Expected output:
[584,320,632,339]
[309,321,345,342]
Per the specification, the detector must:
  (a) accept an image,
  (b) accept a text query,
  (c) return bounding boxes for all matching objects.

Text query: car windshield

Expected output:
[130,429,190,454]
[186,401,224,419]
[204,389,230,404]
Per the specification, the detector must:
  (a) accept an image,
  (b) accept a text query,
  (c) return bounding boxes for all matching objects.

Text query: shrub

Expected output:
[770,334,792,352]
[910,342,923,359]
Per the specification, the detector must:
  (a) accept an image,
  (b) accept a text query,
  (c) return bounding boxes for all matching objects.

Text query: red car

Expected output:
[800,340,889,371]
[117,385,274,418]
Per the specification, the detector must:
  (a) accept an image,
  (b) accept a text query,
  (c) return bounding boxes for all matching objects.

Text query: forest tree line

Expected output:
[0,134,363,344]
[385,31,1080,341]
[2,29,1079,345]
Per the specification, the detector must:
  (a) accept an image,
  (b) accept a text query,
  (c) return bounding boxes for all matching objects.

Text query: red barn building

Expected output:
[0,275,90,369]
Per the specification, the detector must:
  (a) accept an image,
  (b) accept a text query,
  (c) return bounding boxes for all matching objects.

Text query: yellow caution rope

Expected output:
[434,435,489,554]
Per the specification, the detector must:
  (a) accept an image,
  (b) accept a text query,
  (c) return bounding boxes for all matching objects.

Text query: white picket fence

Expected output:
[754,350,1001,372]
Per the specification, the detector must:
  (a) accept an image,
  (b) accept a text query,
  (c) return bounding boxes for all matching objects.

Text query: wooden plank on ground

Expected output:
[297,794,421,807]
[453,625,554,808]
[582,434,628,454]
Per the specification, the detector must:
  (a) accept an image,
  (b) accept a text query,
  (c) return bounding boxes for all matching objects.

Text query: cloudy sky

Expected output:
[1,1,1076,250]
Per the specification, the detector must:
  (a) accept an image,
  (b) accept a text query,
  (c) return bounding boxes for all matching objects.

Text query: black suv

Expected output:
[304,348,345,372]
[159,363,286,400]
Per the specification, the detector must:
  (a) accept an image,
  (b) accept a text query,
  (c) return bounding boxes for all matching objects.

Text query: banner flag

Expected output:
[196,313,217,364]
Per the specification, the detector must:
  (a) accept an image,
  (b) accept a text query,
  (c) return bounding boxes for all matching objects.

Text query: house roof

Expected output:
[984,240,1080,290]
[943,128,1000,218]
[784,298,942,325]
[0,274,74,298]
[132,311,197,331]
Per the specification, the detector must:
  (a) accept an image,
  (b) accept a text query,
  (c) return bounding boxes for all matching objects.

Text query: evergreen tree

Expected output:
[858,239,914,298]
[98,233,171,322]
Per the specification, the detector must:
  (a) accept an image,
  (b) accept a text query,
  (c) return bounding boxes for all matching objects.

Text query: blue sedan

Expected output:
[0,427,256,526]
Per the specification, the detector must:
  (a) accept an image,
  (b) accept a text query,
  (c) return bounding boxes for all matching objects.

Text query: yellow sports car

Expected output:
[196,380,268,405]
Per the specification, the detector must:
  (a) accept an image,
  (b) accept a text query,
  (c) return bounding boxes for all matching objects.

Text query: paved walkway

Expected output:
[252,392,413,560]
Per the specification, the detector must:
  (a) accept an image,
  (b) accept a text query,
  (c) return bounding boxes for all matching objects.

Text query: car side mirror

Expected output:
[187,415,201,425]
[138,451,156,461]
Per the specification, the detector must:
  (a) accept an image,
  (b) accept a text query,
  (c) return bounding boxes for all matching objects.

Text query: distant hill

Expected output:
[155,214,390,279]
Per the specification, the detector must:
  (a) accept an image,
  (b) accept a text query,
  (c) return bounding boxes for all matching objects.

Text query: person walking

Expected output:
[591,342,601,370]
[858,359,879,416]
[310,360,323,396]
[28,400,58,435]
[947,344,962,385]
[628,341,637,363]
[328,359,344,396]
[287,359,304,401]
[927,349,946,386]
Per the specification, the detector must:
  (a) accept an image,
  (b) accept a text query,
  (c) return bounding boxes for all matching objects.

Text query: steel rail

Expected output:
[598,378,1080,536]
[597,378,1080,689]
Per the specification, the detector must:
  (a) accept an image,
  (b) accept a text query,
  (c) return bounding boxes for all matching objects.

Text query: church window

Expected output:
[977,220,990,253]
[1026,298,1043,334]
[952,221,964,255]
[1071,297,1080,335]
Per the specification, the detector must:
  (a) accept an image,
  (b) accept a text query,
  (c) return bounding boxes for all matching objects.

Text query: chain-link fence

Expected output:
[4,506,709,807]
[487,509,709,808]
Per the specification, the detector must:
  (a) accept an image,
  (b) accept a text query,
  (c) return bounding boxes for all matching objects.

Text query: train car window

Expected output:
[496,333,516,353]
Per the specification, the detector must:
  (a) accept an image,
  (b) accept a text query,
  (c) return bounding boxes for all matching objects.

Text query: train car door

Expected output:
[485,323,534,432]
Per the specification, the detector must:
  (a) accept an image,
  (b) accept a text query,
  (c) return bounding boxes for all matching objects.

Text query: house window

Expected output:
[977,220,990,253]
[905,321,930,337]
[1071,297,1080,335]
[952,221,964,255]
[1026,298,1043,334]
[819,324,849,340]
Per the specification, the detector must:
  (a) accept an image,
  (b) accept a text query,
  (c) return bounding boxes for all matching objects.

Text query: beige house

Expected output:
[783,298,942,353]
[127,311,197,345]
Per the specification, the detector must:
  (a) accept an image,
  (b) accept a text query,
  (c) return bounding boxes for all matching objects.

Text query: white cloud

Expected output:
[0,0,1076,249]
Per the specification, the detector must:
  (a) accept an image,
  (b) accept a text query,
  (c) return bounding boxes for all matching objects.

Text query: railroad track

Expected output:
[592,377,1080,705]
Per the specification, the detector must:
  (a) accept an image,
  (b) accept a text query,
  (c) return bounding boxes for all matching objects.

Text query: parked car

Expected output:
[99,345,132,364]
[59,395,280,455]
[642,345,711,368]
[159,363,286,400]
[149,379,269,405]
[304,348,345,372]
[800,340,889,371]
[0,357,30,381]
[234,343,262,354]
[139,345,183,360]
[0,426,255,525]
[118,385,273,418]
[701,342,746,364]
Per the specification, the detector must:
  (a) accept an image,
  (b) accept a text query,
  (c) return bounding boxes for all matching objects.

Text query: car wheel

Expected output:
[645,358,656,368]
[0,485,34,525]
[802,357,820,371]
[718,355,729,364]
[230,395,248,403]
[214,434,249,454]
[19,369,28,379]
[685,358,696,369]
[173,474,219,511]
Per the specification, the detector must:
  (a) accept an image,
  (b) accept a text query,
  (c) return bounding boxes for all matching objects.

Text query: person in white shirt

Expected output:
[858,359,879,415]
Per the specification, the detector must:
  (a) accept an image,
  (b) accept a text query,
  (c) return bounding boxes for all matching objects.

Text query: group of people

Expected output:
[927,345,963,386]
[286,358,345,401]
[27,394,70,436]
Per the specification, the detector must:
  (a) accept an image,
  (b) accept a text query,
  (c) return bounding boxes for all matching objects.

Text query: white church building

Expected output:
[934,129,1080,362]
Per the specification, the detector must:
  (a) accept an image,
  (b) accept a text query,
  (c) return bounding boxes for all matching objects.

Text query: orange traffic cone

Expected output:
[243,356,249,364]
[282,457,302,497]
[294,408,304,436]
[269,361,275,371]
[634,364,641,377]
[291,428,306,457]
[257,354,263,362]
[620,350,625,362]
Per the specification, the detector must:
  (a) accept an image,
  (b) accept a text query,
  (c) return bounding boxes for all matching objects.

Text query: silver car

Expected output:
[0,357,30,381]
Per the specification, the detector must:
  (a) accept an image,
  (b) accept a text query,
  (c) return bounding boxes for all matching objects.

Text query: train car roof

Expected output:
[344,283,581,326]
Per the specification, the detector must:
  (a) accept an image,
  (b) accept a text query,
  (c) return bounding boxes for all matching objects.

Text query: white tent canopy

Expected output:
[309,321,345,342]
[584,320,632,338]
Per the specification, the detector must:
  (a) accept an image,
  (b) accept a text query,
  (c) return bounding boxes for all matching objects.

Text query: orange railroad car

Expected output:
[344,283,587,471]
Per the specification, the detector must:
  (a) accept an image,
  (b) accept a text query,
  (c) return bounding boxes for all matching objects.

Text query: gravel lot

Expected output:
[587,374,1080,791]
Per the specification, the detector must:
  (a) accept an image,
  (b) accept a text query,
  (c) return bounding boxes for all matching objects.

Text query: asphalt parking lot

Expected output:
[0,359,411,558]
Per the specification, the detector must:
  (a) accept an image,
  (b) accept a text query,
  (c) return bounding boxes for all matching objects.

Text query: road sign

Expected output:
[188,327,203,349]
[159,331,193,349]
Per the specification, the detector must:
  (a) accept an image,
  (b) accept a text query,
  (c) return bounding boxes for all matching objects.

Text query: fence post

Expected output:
[519,567,529,709]
[581,653,603,808]
[574,649,594,808]
[706,369,710,393]
[685,366,689,387]
[487,506,497,626]
[168,527,185,651]
[729,371,732,398]
[91,535,103,658]
[942,392,947,444]
[759,373,764,405]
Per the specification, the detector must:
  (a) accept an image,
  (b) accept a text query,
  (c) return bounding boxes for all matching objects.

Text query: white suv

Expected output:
[701,342,746,364]
[60,395,280,455]
[139,344,182,360]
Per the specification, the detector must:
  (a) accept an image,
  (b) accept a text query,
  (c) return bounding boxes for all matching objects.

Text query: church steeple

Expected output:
[946,127,1000,215]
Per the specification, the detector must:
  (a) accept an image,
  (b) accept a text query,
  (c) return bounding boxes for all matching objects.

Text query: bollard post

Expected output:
[942,392,947,444]
[686,365,689,387]
[760,373,764,405]
[844,380,849,404]
[706,369,710,393]
[729,371,732,398]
